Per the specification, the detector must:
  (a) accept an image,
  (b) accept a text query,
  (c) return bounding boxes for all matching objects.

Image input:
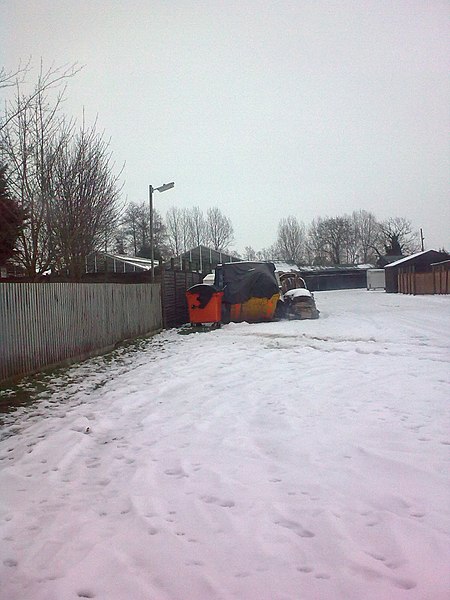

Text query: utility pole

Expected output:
[420,228,425,252]
[149,184,154,281]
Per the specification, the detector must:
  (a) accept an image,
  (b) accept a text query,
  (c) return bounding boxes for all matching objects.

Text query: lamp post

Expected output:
[149,181,174,282]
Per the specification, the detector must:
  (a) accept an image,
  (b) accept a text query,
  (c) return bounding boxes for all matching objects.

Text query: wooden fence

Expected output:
[162,270,203,328]
[432,261,450,294]
[0,282,162,383]
[398,264,450,295]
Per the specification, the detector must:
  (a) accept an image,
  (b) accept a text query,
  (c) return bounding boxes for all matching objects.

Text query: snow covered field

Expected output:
[0,290,449,600]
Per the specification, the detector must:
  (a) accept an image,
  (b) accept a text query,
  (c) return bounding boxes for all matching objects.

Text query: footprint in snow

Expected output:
[185,559,204,566]
[164,468,188,478]
[274,518,315,538]
[201,495,235,508]
[297,566,313,573]
[3,558,18,567]
[392,578,417,590]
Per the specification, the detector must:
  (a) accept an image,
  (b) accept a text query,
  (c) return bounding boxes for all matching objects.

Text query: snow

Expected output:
[273,261,301,273]
[105,253,153,270]
[284,288,313,298]
[1,290,449,600]
[384,251,435,269]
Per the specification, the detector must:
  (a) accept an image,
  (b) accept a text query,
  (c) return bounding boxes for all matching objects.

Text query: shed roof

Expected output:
[180,245,240,264]
[376,254,405,267]
[95,252,156,271]
[431,259,450,267]
[385,250,449,269]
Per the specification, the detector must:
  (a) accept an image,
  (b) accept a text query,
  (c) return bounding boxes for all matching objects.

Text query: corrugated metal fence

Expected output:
[0,283,162,382]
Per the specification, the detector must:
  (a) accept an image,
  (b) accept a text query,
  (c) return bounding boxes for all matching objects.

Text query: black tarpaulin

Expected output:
[186,284,218,308]
[215,262,279,304]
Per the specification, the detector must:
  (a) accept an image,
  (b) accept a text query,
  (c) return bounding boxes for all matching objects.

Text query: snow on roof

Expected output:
[103,253,156,270]
[273,261,301,273]
[296,264,374,273]
[384,250,436,268]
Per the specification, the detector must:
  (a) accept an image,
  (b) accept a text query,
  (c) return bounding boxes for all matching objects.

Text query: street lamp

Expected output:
[149,181,174,282]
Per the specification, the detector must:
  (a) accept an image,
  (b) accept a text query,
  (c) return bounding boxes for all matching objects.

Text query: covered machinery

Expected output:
[278,272,320,319]
[214,261,280,323]
[186,262,319,327]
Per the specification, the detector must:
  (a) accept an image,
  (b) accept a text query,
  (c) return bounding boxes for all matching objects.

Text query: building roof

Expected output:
[90,252,158,271]
[385,250,449,269]
[376,254,405,267]
[273,261,301,273]
[431,259,450,267]
[298,264,374,273]
[180,245,240,263]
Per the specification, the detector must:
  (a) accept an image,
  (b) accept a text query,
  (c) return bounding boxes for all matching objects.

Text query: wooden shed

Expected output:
[384,250,449,293]
[431,260,450,294]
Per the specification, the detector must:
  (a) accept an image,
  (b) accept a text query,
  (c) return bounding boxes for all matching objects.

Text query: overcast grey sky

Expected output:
[2,0,449,253]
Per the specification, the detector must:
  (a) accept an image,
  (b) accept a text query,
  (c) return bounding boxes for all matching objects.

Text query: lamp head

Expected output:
[155,182,175,193]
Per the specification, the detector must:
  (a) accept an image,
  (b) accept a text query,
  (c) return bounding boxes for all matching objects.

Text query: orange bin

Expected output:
[186,284,224,324]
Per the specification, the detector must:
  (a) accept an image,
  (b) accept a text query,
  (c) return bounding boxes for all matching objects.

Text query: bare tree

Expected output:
[187,206,207,248]
[165,206,184,256]
[51,119,123,277]
[151,209,168,260]
[275,215,306,265]
[120,202,144,255]
[206,207,234,251]
[1,67,74,276]
[180,208,195,253]
[1,61,81,133]
[351,209,380,263]
[306,219,322,265]
[243,246,258,261]
[378,217,419,256]
[307,216,352,265]
[0,61,29,89]
[117,201,167,259]
[112,227,127,255]
[257,245,278,261]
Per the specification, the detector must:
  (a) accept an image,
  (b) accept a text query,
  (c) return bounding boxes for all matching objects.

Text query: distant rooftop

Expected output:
[385,250,449,269]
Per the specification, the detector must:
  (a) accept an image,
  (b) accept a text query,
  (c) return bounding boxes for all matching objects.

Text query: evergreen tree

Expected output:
[0,165,25,266]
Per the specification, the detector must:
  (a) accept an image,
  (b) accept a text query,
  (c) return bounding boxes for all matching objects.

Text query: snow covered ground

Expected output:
[0,290,449,600]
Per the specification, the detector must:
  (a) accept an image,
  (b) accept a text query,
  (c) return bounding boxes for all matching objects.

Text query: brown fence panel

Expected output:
[399,271,440,295]
[414,273,434,295]
[0,282,162,382]
[433,270,440,294]
[398,271,414,294]
[433,264,450,294]
[162,270,202,328]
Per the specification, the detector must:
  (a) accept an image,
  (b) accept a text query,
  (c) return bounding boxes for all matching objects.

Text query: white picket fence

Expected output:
[0,282,162,382]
